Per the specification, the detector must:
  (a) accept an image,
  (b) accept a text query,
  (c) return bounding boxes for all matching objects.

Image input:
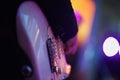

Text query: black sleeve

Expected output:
[35,0,78,43]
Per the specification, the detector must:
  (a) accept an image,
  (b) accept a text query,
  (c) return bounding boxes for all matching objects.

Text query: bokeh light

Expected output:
[103,37,119,57]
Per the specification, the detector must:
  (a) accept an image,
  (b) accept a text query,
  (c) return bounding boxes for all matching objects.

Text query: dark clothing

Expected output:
[1,0,78,42]
[0,0,78,79]
[35,0,78,42]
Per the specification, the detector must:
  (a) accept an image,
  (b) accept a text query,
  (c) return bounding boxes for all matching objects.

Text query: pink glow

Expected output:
[74,11,82,26]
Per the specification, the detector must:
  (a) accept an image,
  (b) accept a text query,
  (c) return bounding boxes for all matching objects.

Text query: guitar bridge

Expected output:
[46,38,56,73]
[46,37,71,79]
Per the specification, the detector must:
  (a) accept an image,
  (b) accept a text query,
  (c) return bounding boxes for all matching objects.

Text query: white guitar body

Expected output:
[16,1,71,80]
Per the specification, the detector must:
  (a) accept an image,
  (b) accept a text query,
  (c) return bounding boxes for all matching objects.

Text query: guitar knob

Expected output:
[21,65,33,78]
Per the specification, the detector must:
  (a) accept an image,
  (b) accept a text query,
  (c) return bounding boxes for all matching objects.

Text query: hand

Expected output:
[64,35,78,55]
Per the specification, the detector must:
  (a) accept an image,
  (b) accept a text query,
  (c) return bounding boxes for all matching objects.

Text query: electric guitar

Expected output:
[16,1,71,80]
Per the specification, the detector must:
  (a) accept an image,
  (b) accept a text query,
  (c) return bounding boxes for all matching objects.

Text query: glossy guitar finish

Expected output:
[16,1,71,80]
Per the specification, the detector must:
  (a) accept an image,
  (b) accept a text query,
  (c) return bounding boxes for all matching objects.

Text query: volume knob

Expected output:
[21,65,33,78]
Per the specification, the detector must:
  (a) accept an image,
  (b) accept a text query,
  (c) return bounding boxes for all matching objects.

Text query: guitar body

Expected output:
[16,1,71,80]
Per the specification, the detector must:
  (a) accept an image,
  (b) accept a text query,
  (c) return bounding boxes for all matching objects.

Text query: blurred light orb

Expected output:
[103,37,119,57]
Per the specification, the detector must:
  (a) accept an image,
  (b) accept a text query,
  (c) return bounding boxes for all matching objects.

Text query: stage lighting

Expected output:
[103,37,119,57]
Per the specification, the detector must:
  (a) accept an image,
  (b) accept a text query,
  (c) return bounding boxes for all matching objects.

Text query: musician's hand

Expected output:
[64,35,78,55]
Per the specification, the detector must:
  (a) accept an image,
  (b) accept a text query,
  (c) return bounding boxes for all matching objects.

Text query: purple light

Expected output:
[103,37,119,57]
[74,11,82,26]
